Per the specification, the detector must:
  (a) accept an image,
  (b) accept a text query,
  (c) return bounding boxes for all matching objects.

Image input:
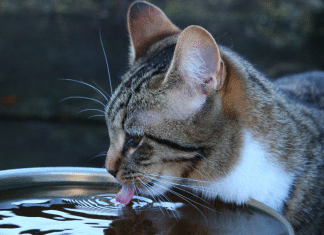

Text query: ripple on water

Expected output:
[0,194,184,235]
[0,192,292,235]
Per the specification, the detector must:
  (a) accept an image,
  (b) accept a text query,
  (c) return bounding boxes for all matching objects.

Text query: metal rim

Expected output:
[247,199,295,235]
[0,167,117,190]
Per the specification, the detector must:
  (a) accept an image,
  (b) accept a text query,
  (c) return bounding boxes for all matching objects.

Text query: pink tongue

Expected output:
[116,185,136,205]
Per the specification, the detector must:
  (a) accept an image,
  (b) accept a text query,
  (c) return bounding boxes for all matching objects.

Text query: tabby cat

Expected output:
[104,1,324,234]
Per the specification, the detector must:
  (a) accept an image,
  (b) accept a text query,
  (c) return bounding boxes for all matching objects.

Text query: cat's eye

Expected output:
[127,134,142,148]
[133,135,142,144]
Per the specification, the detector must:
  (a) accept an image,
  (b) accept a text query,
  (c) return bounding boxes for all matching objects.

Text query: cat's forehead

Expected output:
[105,36,178,128]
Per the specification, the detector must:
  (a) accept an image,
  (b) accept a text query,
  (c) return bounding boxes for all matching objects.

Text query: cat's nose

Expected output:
[106,147,122,178]
[108,169,117,178]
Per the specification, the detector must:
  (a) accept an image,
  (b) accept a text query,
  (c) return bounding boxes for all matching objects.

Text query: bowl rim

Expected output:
[0,167,117,190]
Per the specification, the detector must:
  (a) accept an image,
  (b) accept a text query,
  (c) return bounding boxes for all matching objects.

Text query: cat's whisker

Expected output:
[142,173,216,210]
[161,195,179,219]
[215,31,229,41]
[152,193,169,216]
[138,177,165,209]
[188,163,217,184]
[92,79,111,101]
[140,175,178,218]
[163,194,179,219]
[152,180,208,221]
[138,170,210,184]
[165,180,213,200]
[140,173,212,210]
[99,28,113,96]
[196,153,218,167]
[77,109,105,114]
[60,96,106,108]
[134,184,140,198]
[229,36,234,49]
[88,151,107,163]
[138,178,160,206]
[105,95,124,114]
[172,184,217,209]
[146,177,179,218]
[140,181,180,220]
[140,171,219,195]
[88,114,105,119]
[59,78,110,101]
[131,174,140,197]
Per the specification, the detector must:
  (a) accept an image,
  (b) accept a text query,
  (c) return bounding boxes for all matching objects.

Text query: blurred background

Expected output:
[1,0,324,170]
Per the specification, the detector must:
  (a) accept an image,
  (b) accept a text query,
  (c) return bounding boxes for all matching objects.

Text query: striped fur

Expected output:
[105,2,324,234]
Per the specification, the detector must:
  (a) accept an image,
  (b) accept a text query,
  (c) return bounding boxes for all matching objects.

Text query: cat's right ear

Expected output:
[127,1,179,63]
[167,25,226,95]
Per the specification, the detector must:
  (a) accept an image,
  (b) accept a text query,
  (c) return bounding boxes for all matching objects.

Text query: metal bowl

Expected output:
[0,167,294,235]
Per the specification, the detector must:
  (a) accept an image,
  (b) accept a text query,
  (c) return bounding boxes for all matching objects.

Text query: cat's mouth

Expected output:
[116,185,136,205]
[115,177,158,205]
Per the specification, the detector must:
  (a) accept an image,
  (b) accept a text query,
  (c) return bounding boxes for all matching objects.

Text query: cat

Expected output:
[104,1,324,234]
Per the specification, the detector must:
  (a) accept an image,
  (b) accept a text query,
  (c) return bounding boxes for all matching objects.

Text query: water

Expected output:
[0,185,291,235]
[0,194,177,234]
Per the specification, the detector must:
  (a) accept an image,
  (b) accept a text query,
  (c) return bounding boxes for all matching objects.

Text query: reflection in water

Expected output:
[0,193,289,235]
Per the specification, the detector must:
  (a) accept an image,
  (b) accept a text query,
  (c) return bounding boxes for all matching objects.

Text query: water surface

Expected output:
[0,185,290,235]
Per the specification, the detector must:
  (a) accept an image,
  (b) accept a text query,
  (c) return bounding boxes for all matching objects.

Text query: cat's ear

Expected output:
[127,1,179,60]
[168,25,226,94]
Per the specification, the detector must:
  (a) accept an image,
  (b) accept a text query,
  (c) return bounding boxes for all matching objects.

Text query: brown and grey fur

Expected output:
[105,1,324,234]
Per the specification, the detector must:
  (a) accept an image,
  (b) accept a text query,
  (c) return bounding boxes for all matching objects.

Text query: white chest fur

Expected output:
[203,131,294,212]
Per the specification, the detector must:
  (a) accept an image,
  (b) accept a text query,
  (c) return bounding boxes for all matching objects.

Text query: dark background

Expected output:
[1,0,324,170]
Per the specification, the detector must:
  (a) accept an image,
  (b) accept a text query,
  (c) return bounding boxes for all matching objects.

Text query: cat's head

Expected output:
[105,1,230,197]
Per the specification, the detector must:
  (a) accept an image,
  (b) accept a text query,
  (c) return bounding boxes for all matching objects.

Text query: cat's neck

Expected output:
[219,46,311,172]
[220,47,276,132]
[199,49,299,211]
